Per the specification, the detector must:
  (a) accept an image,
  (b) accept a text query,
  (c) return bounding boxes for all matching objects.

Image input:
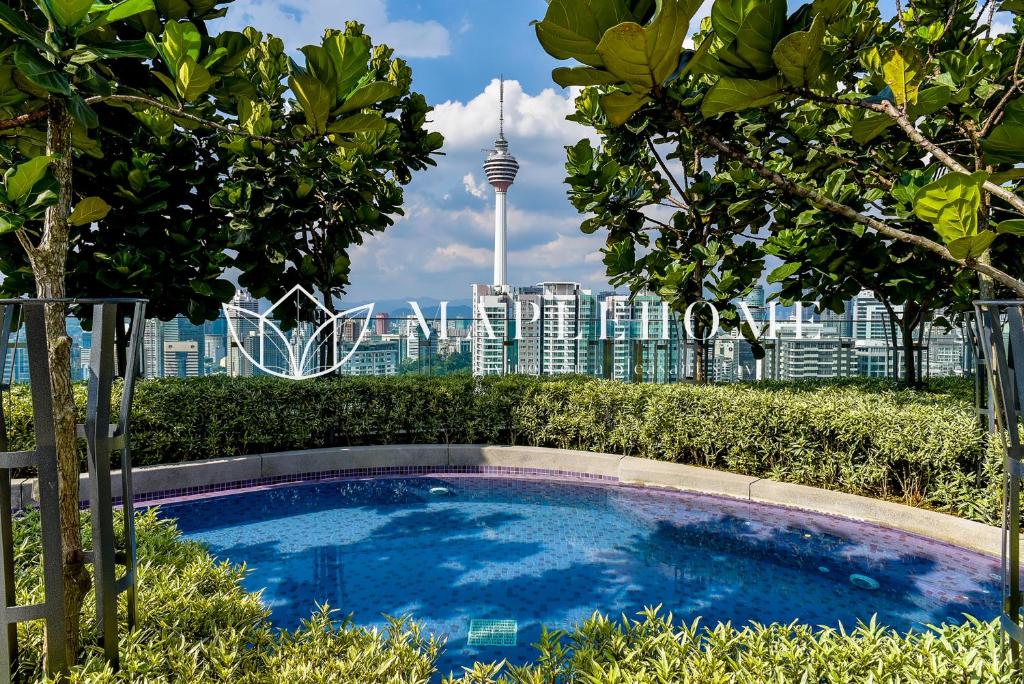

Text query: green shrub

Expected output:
[447,609,1017,684]
[12,511,441,683]
[3,375,1001,523]
[14,512,1016,683]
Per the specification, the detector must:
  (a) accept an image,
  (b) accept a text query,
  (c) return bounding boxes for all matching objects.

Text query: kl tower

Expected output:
[483,77,519,291]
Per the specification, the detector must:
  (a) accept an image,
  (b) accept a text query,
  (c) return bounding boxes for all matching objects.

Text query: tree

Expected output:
[765,222,973,386]
[562,88,765,383]
[0,0,431,664]
[532,0,1024,306]
[214,23,443,318]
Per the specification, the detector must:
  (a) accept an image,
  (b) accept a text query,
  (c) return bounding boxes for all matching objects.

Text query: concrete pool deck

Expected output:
[15,444,1006,557]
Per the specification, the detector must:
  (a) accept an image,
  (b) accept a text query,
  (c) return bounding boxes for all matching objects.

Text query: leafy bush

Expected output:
[447,609,1017,684]
[13,514,1015,683]
[4,375,1000,523]
[13,511,441,683]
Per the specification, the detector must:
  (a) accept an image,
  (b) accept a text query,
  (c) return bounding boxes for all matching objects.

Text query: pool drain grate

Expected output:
[468,619,518,646]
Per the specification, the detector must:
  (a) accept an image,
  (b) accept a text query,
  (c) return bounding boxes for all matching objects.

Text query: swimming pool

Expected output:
[161,475,1001,675]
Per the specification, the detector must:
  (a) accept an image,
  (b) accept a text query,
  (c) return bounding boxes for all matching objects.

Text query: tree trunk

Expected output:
[30,96,89,665]
[899,301,921,388]
[693,318,707,384]
[977,250,996,300]
[900,319,919,388]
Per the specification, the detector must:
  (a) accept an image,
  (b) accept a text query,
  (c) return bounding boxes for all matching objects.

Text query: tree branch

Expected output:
[980,35,1024,137]
[789,88,1024,215]
[669,107,1024,297]
[0,108,48,132]
[645,134,689,207]
[878,100,1024,214]
[85,94,289,145]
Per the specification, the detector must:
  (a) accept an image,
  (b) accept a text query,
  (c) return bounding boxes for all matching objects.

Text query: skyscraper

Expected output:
[483,77,519,290]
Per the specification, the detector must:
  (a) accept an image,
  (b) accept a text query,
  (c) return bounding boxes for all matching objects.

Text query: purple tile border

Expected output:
[117,465,619,508]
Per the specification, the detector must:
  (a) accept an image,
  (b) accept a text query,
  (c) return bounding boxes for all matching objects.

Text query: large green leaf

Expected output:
[701,75,785,115]
[162,21,202,72]
[338,81,400,113]
[13,45,72,96]
[733,0,786,75]
[328,112,386,134]
[533,0,637,67]
[710,0,746,44]
[772,15,825,87]
[912,171,987,244]
[946,232,997,260]
[177,56,213,101]
[300,45,336,86]
[767,261,801,283]
[81,0,156,32]
[595,0,697,89]
[600,90,651,125]
[0,5,51,54]
[850,113,893,143]
[323,33,370,100]
[552,66,622,87]
[982,96,1024,163]
[69,196,110,226]
[5,156,53,203]
[70,40,155,64]
[104,0,155,23]
[289,74,331,133]
[882,47,920,107]
[69,92,99,128]
[50,0,93,28]
[996,219,1024,236]
[0,211,25,235]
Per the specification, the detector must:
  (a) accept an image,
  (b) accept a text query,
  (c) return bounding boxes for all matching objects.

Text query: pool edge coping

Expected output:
[17,444,1005,558]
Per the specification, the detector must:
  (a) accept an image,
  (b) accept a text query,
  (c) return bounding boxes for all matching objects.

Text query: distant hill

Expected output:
[336,297,473,320]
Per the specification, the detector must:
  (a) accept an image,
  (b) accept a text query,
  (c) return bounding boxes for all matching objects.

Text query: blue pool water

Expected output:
[162,476,1001,676]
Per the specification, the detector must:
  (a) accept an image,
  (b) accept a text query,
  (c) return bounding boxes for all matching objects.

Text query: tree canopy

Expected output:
[534,0,1024,383]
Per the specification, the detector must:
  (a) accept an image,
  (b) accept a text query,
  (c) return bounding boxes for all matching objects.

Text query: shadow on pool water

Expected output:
[158,476,1001,678]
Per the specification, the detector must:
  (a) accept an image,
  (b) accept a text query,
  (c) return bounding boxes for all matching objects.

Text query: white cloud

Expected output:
[462,173,489,200]
[510,233,605,271]
[430,79,589,151]
[424,244,493,273]
[219,0,450,58]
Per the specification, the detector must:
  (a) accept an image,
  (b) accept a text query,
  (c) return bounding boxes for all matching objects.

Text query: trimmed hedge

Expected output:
[14,513,1017,683]
[4,375,1000,523]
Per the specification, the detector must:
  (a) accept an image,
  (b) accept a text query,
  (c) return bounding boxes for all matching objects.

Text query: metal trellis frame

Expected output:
[0,298,146,678]
[974,300,1024,663]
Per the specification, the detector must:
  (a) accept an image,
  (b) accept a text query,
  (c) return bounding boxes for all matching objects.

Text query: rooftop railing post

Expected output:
[974,300,1024,667]
[0,298,146,677]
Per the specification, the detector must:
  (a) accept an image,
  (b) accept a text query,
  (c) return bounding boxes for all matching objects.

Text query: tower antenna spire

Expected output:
[499,74,505,140]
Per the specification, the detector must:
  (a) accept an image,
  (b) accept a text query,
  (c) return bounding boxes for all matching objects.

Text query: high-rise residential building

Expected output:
[374,313,390,336]
[740,284,766,322]
[339,339,400,376]
[471,284,680,381]
[852,290,898,377]
[144,316,206,378]
[762,321,854,380]
[483,77,519,290]
[226,289,259,377]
